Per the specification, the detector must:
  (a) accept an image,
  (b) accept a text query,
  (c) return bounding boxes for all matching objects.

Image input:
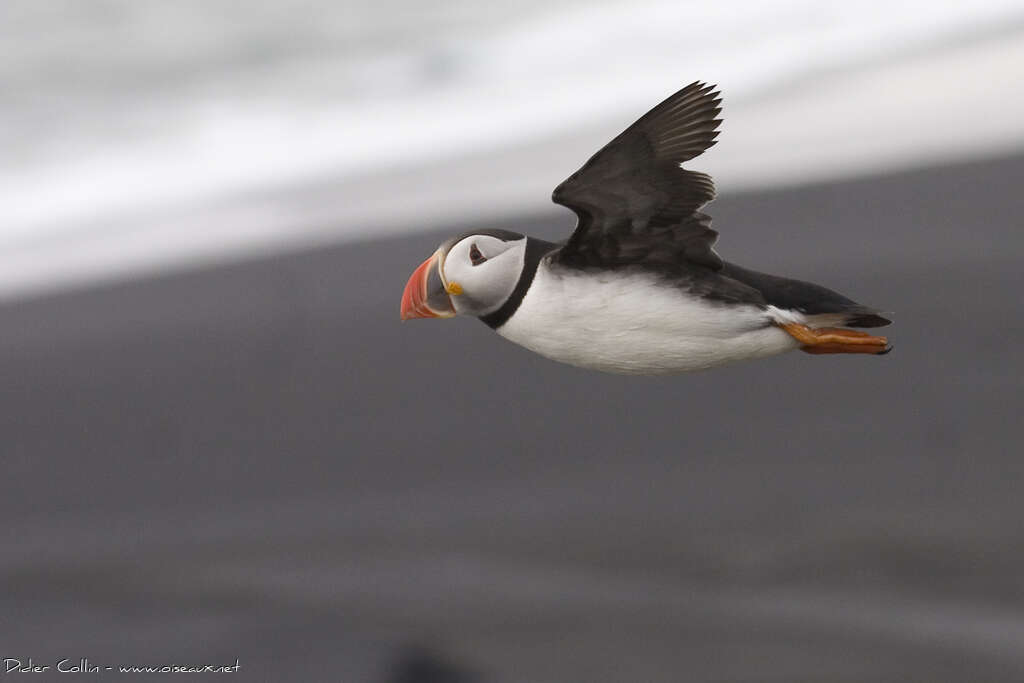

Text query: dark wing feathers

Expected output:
[545,81,891,329]
[551,81,724,270]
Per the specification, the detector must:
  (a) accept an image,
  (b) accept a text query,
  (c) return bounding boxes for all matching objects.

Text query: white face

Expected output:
[441,234,527,317]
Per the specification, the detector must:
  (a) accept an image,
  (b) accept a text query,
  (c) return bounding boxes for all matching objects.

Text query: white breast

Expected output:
[496,263,799,374]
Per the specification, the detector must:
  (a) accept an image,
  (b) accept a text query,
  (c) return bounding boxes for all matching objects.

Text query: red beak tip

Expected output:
[400,251,455,320]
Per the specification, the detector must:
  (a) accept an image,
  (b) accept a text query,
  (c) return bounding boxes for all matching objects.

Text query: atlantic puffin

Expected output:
[400,81,891,374]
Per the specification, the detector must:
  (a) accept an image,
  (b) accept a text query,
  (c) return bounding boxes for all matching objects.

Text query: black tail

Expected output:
[720,262,891,328]
[843,308,891,328]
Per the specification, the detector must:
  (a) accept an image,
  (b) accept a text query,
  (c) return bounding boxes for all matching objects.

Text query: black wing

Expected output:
[551,81,723,271]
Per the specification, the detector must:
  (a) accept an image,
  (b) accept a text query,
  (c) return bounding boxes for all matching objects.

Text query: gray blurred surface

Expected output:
[2,155,1023,682]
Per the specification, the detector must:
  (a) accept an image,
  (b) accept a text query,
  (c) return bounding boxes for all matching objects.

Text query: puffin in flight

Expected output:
[400,81,891,374]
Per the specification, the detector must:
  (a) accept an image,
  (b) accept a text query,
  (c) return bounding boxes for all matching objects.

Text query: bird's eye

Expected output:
[469,243,487,266]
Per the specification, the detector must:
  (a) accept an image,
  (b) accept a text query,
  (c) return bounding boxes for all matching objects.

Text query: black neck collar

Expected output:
[479,237,554,330]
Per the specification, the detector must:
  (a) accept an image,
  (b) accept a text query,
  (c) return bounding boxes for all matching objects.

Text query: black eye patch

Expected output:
[469,243,487,266]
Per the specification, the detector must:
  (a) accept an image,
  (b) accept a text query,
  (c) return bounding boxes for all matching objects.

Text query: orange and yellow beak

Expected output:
[400,250,457,320]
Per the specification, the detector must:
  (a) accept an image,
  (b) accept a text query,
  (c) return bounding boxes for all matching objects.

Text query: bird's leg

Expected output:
[780,323,891,355]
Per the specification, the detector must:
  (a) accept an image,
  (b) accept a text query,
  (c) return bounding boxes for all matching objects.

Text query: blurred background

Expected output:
[2,1,1023,681]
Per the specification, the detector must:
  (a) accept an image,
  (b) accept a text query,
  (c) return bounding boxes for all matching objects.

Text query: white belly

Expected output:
[496,266,799,374]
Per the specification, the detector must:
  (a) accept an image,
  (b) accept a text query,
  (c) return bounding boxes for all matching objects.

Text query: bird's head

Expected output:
[400,229,527,320]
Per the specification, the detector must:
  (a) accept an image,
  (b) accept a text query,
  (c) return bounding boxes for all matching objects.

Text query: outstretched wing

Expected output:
[551,81,723,271]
